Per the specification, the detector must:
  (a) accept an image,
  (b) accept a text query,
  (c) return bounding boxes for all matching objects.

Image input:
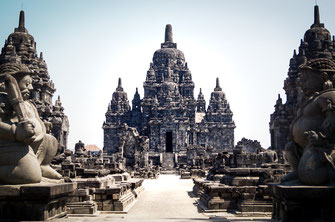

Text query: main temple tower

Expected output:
[103,24,235,168]
[141,24,196,153]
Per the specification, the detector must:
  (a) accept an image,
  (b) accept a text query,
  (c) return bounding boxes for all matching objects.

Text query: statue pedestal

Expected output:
[270,184,335,222]
[0,183,75,221]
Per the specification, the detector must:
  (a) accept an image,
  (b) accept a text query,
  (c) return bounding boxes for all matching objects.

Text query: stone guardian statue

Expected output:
[282,58,335,185]
[0,63,61,184]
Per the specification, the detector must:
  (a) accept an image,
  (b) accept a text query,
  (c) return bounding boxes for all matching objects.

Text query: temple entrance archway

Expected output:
[166,132,173,152]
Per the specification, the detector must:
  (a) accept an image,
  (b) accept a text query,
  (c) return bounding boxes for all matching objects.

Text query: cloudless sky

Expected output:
[0,0,335,150]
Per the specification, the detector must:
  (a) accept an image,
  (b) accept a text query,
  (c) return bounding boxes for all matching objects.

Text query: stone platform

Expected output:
[0,182,75,221]
[271,184,335,222]
[66,174,144,214]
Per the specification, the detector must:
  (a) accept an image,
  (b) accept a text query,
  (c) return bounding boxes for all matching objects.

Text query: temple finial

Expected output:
[15,10,28,33]
[165,24,173,43]
[311,5,324,28]
[40,52,43,60]
[117,77,123,91]
[19,10,25,28]
[136,87,138,93]
[161,24,177,48]
[314,5,320,24]
[200,88,202,94]
[214,77,222,91]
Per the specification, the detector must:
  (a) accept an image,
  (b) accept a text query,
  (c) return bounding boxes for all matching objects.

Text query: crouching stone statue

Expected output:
[0,63,61,184]
[282,58,335,185]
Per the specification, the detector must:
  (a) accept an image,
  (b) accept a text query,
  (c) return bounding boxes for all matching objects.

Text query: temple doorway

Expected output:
[166,132,173,152]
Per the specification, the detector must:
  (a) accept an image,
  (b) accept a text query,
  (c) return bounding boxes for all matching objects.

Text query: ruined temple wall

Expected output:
[195,123,234,151]
[103,126,123,154]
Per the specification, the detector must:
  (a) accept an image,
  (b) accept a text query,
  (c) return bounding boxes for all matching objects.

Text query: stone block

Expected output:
[271,184,335,222]
[102,200,114,211]
[0,183,74,221]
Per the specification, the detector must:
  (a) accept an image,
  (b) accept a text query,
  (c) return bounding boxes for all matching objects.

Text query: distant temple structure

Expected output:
[103,24,235,167]
[0,11,69,150]
[270,5,335,152]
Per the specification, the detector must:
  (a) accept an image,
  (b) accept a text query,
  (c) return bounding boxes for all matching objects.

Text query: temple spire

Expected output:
[161,24,177,49]
[214,77,222,91]
[19,10,25,28]
[311,5,324,28]
[165,24,173,43]
[314,5,320,25]
[116,77,123,91]
[15,10,28,33]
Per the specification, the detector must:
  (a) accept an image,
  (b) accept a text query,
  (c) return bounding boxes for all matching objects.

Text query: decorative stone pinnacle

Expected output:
[40,52,43,60]
[117,77,123,91]
[311,5,324,28]
[19,10,25,28]
[314,5,320,25]
[161,24,177,49]
[214,77,222,91]
[15,10,28,33]
[165,24,173,43]
[200,88,202,94]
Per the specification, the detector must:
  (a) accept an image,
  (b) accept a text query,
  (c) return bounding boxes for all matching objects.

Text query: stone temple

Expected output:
[103,24,235,167]
[269,5,335,152]
[0,11,69,151]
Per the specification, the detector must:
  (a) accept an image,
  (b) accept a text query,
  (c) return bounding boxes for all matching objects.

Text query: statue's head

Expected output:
[0,63,32,100]
[299,58,335,97]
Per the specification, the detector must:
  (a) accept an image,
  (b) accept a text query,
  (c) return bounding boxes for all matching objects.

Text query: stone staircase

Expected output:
[161,153,175,170]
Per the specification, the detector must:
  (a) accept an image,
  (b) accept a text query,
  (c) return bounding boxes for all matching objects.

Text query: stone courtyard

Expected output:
[53,174,273,222]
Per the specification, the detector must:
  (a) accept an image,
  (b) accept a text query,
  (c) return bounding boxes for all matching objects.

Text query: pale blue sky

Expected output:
[0,0,334,150]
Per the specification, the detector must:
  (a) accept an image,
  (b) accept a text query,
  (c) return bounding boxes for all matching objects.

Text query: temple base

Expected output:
[270,184,335,222]
[0,183,75,221]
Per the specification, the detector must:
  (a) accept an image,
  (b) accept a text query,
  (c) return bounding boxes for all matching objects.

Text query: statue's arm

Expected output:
[0,122,15,141]
[317,93,335,141]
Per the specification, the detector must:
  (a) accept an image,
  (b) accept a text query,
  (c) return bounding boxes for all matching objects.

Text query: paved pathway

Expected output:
[54,175,274,222]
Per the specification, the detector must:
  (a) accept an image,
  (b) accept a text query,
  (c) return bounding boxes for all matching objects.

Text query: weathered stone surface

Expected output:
[0,183,75,221]
[0,64,62,184]
[271,184,335,222]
